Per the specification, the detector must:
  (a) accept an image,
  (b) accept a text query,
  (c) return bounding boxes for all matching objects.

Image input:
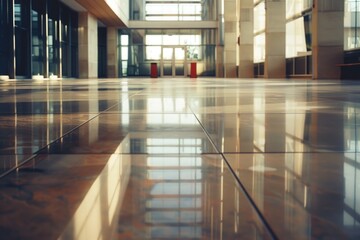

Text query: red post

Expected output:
[190,62,197,78]
[150,63,158,78]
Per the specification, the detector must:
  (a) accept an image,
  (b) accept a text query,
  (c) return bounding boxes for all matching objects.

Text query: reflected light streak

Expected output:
[121,81,129,125]
[146,97,187,114]
[146,137,203,154]
[145,154,204,238]
[304,185,308,208]
[59,145,131,240]
[220,159,224,240]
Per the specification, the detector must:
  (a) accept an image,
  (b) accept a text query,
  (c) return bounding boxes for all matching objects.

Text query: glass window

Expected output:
[163,35,180,45]
[286,0,312,19]
[344,0,360,50]
[285,0,312,64]
[119,34,129,76]
[118,29,216,77]
[121,35,129,45]
[14,0,30,77]
[61,6,78,78]
[146,46,161,60]
[254,33,265,63]
[144,0,202,21]
[286,17,307,58]
[145,34,202,61]
[146,35,162,45]
[254,1,265,34]
[31,0,46,75]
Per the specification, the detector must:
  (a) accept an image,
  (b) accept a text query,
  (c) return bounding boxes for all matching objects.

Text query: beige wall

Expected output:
[78,12,98,78]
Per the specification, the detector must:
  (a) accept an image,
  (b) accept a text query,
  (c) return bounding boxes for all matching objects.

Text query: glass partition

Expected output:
[0,0,77,79]
[14,0,30,77]
[118,29,216,77]
[31,0,46,76]
[48,0,59,76]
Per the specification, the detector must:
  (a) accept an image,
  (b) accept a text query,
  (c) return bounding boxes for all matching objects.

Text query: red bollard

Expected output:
[190,62,197,78]
[150,63,158,78]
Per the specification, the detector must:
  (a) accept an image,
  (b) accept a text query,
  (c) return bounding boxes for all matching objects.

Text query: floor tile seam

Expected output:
[194,111,354,114]
[24,153,222,156]
[99,90,146,113]
[0,92,144,115]
[221,150,356,154]
[0,154,38,178]
[0,112,117,115]
[189,107,279,240]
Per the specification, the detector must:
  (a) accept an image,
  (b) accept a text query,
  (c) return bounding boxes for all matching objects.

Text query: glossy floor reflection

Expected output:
[0,78,359,239]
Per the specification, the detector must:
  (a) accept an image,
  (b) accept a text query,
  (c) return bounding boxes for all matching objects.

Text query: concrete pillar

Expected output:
[238,0,254,78]
[223,0,238,78]
[312,0,344,79]
[107,27,118,78]
[78,12,98,78]
[265,0,286,78]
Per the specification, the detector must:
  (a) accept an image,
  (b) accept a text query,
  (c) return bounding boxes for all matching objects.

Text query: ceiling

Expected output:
[74,0,126,27]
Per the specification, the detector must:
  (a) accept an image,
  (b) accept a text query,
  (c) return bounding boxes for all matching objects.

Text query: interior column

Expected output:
[78,12,98,78]
[223,0,238,77]
[264,0,286,78]
[238,0,254,78]
[107,27,118,78]
[312,0,344,79]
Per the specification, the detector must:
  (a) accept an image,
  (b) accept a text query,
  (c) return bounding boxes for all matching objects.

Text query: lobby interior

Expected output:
[0,0,360,239]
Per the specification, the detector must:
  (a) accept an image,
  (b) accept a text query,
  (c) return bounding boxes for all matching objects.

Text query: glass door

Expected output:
[161,47,173,76]
[175,47,185,76]
[161,46,187,77]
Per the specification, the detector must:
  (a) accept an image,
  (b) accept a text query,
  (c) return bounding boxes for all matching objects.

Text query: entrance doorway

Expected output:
[161,46,187,77]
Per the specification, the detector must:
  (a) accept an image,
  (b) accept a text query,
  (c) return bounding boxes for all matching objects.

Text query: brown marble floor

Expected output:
[0,78,359,239]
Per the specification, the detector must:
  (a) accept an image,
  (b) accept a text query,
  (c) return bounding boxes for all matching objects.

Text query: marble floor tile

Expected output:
[0,153,119,239]
[36,113,217,155]
[196,112,359,153]
[0,113,94,175]
[224,153,360,240]
[1,77,360,239]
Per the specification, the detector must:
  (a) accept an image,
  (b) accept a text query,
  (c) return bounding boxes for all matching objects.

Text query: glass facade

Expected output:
[0,0,78,79]
[31,0,46,76]
[285,0,312,77]
[0,0,12,76]
[344,0,360,50]
[2,0,356,79]
[285,0,312,58]
[14,0,30,77]
[118,29,216,77]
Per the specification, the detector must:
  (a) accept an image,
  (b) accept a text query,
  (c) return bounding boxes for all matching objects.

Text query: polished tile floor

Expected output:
[0,77,359,239]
